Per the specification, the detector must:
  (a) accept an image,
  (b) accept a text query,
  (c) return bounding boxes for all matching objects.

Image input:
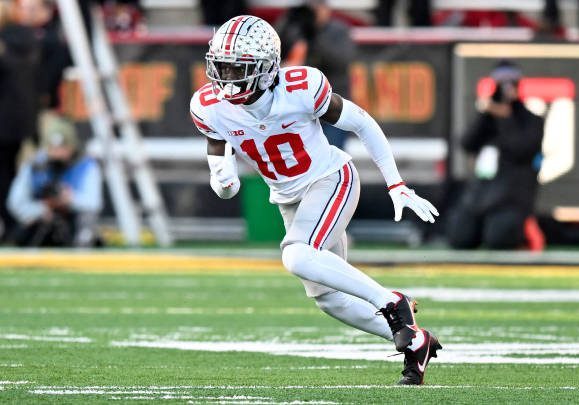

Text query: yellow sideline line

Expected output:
[0,253,283,273]
[0,252,578,276]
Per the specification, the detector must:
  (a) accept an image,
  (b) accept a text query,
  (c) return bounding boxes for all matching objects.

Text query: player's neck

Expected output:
[241,89,273,120]
[244,88,266,105]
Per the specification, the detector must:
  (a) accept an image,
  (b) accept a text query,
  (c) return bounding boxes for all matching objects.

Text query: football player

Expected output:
[190,15,441,385]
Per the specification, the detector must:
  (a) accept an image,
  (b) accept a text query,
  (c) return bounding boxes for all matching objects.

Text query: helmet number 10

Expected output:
[240,133,312,180]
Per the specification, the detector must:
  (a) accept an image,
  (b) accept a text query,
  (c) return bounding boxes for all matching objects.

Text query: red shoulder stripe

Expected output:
[314,78,330,111]
[191,114,213,132]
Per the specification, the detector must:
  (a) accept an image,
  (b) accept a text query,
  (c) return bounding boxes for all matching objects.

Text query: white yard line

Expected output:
[110,340,579,365]
[0,381,31,385]
[29,388,340,404]
[0,334,91,343]
[171,400,335,405]
[261,365,369,370]
[405,288,579,302]
[29,385,576,392]
[1,307,319,315]
[25,385,577,404]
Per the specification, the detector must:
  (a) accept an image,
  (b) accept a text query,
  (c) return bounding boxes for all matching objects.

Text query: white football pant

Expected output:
[279,162,394,340]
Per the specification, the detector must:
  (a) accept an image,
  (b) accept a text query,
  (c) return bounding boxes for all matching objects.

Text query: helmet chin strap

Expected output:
[216,83,242,101]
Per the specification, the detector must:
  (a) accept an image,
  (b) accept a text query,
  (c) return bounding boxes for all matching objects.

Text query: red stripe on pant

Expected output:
[313,163,351,250]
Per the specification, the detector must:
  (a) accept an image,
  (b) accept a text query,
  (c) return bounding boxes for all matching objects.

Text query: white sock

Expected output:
[407,329,426,351]
[315,291,393,340]
[282,243,399,309]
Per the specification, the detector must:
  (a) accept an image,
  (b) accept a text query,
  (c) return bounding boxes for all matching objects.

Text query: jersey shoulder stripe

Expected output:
[190,111,215,133]
[314,76,331,114]
[309,68,332,117]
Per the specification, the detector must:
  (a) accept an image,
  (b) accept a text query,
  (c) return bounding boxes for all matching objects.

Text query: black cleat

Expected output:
[398,329,442,385]
[378,292,419,352]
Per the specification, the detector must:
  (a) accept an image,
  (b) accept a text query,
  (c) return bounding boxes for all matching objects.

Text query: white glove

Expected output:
[388,182,439,223]
[208,143,240,199]
[214,143,237,187]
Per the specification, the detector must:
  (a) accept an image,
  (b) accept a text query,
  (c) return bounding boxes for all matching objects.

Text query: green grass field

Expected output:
[0,255,578,404]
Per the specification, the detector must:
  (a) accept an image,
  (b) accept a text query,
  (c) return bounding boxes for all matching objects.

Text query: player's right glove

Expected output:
[208,143,240,199]
[388,182,439,223]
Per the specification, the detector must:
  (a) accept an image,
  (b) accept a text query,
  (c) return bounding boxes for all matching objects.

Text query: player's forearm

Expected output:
[333,98,403,186]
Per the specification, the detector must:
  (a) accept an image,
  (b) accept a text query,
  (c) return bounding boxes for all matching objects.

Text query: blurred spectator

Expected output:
[7,114,103,247]
[15,0,70,110]
[17,0,143,110]
[536,0,565,39]
[432,1,564,37]
[200,0,247,26]
[447,60,544,250]
[0,0,40,241]
[434,9,533,28]
[278,0,356,149]
[99,0,145,33]
[375,0,432,26]
[277,5,315,65]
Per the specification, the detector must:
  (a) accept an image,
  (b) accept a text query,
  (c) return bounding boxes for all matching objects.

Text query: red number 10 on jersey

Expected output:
[241,133,312,180]
[239,68,311,179]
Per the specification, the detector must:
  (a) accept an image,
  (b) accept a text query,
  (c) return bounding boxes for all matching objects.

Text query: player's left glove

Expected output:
[388,182,439,223]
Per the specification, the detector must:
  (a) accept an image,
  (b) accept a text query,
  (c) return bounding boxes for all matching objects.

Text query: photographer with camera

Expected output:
[447,60,544,250]
[7,114,102,247]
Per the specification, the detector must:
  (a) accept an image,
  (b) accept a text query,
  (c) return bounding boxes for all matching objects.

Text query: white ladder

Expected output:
[56,0,173,247]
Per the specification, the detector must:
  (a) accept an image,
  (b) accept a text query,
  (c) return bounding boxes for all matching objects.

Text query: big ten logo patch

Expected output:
[350,62,435,123]
[228,129,245,136]
[477,77,576,184]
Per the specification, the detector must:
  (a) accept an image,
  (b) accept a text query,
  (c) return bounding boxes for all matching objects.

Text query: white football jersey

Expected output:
[190,66,351,204]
